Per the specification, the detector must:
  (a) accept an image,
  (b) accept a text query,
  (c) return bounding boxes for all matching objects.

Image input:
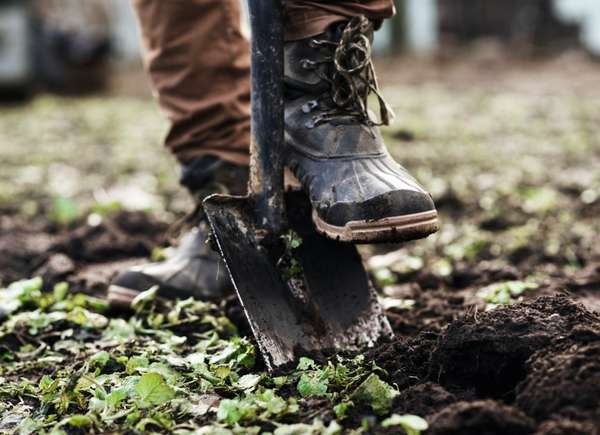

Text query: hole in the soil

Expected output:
[436,351,530,402]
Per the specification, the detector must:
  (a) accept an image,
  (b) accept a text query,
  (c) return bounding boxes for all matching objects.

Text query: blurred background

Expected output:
[2,0,600,98]
[1,1,599,300]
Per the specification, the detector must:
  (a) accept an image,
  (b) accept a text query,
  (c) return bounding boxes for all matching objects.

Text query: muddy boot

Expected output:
[284,17,438,243]
[107,156,248,309]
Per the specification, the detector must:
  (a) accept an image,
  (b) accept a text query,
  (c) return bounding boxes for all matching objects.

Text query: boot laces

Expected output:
[302,16,395,128]
[165,181,227,243]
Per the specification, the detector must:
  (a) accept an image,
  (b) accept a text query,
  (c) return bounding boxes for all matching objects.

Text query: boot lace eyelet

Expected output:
[300,59,316,70]
[302,100,319,113]
[304,118,316,129]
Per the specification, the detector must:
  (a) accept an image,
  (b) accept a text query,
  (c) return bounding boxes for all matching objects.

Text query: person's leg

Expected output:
[110,0,436,307]
[131,0,393,167]
[109,0,252,308]
[132,0,251,166]
[282,0,439,242]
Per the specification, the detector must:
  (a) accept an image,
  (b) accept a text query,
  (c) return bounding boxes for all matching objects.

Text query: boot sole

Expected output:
[312,209,439,243]
[107,285,140,310]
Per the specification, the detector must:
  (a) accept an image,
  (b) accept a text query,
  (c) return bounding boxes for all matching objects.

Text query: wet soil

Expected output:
[373,296,600,434]
[0,211,167,291]
[2,211,599,433]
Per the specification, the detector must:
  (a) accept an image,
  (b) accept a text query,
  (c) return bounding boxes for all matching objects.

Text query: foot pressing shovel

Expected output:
[203,0,392,372]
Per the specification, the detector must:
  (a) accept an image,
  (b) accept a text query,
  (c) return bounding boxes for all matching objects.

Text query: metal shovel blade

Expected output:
[203,192,393,372]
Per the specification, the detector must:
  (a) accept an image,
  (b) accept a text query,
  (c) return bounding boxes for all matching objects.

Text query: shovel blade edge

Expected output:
[203,192,393,372]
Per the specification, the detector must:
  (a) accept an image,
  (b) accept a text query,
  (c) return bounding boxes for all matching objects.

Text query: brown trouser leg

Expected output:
[285,0,395,41]
[133,0,252,165]
[132,0,394,167]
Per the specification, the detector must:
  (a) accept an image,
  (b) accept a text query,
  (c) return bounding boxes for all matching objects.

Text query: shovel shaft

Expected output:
[248,0,285,233]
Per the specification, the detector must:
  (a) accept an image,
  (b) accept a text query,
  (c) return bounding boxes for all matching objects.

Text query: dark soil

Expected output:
[427,400,536,435]
[392,383,458,417]
[430,295,600,399]
[516,342,600,423]
[2,211,600,433]
[0,211,167,290]
[366,295,600,433]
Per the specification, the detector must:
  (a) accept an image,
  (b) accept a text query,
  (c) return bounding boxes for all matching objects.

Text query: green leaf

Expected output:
[236,374,262,391]
[103,318,136,341]
[273,376,288,387]
[373,268,397,287]
[135,373,175,407]
[64,414,93,428]
[15,417,42,435]
[255,389,288,414]
[66,307,108,328]
[131,286,159,312]
[49,196,81,225]
[350,373,399,415]
[296,357,317,371]
[106,388,128,409]
[333,402,350,419]
[274,420,341,435]
[53,282,69,302]
[0,277,43,316]
[217,399,243,425]
[381,414,428,435]
[477,280,539,307]
[209,337,256,369]
[90,351,110,367]
[127,356,150,374]
[297,372,329,398]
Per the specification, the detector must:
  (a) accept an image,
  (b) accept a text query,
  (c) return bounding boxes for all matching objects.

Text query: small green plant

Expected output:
[372,267,397,287]
[0,277,423,433]
[382,414,428,435]
[477,280,539,309]
[277,230,304,281]
[350,373,399,415]
[49,196,81,224]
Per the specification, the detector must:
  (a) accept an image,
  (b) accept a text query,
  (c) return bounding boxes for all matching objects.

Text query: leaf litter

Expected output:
[0,279,424,434]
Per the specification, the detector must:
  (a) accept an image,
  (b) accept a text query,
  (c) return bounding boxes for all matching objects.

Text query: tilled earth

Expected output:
[1,57,600,434]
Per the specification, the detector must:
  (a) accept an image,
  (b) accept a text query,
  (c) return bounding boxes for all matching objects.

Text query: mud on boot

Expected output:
[284,16,439,243]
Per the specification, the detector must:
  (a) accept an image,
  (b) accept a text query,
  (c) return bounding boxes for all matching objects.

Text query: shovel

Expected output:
[203,0,392,372]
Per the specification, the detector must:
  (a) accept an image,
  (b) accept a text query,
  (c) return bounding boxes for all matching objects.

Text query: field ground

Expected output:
[1,55,599,434]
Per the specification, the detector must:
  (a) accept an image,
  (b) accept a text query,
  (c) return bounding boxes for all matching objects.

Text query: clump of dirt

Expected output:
[534,419,598,435]
[0,220,54,284]
[384,286,471,337]
[429,295,600,398]
[391,382,458,417]
[0,211,168,291]
[428,400,536,435]
[367,332,438,390]
[516,342,600,422]
[52,211,167,262]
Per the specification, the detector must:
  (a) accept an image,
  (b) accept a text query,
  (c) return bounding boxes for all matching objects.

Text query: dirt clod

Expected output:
[534,419,598,435]
[369,333,437,390]
[516,342,600,422]
[430,295,600,398]
[392,382,457,417]
[34,253,76,285]
[428,400,536,435]
[52,211,167,262]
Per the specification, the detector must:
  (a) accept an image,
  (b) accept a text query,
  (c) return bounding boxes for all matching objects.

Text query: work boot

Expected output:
[284,16,439,243]
[107,156,248,308]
